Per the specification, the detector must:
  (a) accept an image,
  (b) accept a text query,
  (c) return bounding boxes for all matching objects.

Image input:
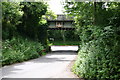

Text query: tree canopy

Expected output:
[64,2,120,79]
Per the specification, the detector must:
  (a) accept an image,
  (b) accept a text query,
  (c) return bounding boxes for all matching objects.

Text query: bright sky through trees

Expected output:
[47,0,65,14]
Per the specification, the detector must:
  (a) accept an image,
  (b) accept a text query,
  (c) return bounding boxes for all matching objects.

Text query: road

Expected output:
[2,47,79,78]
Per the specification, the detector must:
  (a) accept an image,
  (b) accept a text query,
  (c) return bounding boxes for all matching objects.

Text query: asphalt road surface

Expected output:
[2,46,79,78]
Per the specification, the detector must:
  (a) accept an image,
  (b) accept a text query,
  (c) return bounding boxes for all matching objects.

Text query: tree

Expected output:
[18,2,47,41]
[2,2,23,39]
[64,2,120,79]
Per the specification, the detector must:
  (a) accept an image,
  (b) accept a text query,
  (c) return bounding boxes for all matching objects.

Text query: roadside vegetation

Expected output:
[2,37,45,66]
[1,1,120,80]
[64,2,120,79]
[2,2,49,66]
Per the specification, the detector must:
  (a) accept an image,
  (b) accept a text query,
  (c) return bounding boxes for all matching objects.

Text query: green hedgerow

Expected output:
[72,25,120,80]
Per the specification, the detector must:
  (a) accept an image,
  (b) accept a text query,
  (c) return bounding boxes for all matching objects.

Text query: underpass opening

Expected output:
[47,14,80,52]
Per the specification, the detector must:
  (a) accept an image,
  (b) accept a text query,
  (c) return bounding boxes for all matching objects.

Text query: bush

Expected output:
[72,25,120,80]
[2,36,45,66]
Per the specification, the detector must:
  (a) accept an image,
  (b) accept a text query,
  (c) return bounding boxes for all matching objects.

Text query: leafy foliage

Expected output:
[48,30,79,42]
[73,25,120,79]
[2,2,48,66]
[64,2,120,79]
[18,2,48,44]
[2,36,45,66]
[2,2,48,44]
[2,2,23,39]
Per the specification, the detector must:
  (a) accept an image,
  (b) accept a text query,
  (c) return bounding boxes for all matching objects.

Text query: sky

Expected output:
[47,0,65,14]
